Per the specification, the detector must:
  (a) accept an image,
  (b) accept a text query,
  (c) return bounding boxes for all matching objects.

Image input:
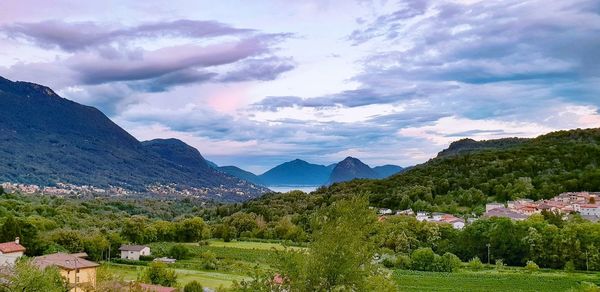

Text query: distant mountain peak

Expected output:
[259,159,331,186]
[328,157,379,184]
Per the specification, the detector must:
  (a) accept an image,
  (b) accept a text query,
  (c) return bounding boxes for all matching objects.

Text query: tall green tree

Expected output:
[276,197,397,291]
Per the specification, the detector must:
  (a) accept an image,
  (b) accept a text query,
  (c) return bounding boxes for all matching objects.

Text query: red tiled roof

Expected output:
[581,204,600,208]
[0,242,26,254]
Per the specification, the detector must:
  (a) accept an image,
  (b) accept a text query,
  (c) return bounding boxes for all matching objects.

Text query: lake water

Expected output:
[267,185,320,193]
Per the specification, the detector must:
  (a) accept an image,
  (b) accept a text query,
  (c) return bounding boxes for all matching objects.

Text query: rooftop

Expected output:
[0,241,26,254]
[33,253,99,270]
[119,245,149,252]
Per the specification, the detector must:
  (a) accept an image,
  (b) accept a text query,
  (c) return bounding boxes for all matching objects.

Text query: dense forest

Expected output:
[315,128,600,214]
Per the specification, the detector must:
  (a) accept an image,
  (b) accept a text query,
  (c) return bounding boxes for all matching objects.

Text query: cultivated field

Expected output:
[104,240,600,290]
[104,240,291,288]
[394,269,600,292]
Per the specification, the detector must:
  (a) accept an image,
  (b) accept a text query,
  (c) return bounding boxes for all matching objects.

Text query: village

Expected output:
[377,192,600,229]
[0,238,180,292]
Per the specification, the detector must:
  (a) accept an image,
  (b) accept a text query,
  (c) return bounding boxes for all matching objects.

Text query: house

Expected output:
[416,212,428,222]
[33,253,99,292]
[484,207,528,221]
[486,203,504,212]
[445,218,466,229]
[439,215,466,229]
[515,205,539,215]
[396,209,414,216]
[580,204,600,216]
[0,238,26,266]
[431,212,445,221]
[119,245,151,261]
[378,208,393,215]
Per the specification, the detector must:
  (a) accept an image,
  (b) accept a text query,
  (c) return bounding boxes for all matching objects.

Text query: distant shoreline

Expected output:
[267,185,320,193]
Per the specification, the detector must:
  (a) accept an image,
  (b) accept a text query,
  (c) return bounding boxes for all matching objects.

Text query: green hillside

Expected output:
[315,128,600,213]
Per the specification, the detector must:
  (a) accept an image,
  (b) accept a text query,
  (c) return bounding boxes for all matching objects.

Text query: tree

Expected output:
[276,197,397,291]
[184,281,204,292]
[176,217,209,242]
[438,252,462,272]
[139,262,177,287]
[169,244,191,260]
[0,215,22,242]
[411,248,436,271]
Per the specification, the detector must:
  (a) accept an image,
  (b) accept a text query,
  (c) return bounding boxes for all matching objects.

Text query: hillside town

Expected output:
[377,192,600,229]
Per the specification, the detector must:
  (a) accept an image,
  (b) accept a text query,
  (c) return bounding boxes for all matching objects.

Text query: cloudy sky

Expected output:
[1,0,599,173]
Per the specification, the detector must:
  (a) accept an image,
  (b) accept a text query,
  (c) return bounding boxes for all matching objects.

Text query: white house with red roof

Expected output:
[0,237,26,266]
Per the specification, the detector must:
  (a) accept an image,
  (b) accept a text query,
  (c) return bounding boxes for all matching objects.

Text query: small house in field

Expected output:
[0,237,26,266]
[119,245,151,261]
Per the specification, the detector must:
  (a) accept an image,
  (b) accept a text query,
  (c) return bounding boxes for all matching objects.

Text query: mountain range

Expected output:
[0,76,267,201]
[209,157,404,187]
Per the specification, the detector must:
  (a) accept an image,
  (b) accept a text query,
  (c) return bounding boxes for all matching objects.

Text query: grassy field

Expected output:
[107,240,287,289]
[108,240,600,291]
[104,263,249,288]
[202,239,304,251]
[394,269,600,292]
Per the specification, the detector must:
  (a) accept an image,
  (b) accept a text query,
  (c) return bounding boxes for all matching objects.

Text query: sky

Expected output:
[1,0,599,174]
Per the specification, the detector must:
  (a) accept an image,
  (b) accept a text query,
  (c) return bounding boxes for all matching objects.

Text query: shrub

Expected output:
[110,258,148,266]
[139,255,155,261]
[184,280,204,292]
[395,254,412,270]
[200,251,218,270]
[437,252,462,272]
[139,262,177,287]
[564,260,575,273]
[495,259,505,271]
[380,254,397,268]
[411,248,436,271]
[467,257,484,270]
[526,260,539,273]
[168,244,191,260]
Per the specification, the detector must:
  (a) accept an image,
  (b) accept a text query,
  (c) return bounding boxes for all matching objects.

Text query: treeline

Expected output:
[373,213,600,271]
[315,128,600,214]
[0,191,311,261]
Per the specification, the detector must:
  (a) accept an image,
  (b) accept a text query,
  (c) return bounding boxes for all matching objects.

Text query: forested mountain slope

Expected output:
[0,76,266,200]
[315,128,600,212]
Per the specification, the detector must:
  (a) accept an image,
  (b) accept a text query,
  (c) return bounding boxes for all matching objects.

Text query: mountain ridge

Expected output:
[0,76,267,201]
[316,128,600,210]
